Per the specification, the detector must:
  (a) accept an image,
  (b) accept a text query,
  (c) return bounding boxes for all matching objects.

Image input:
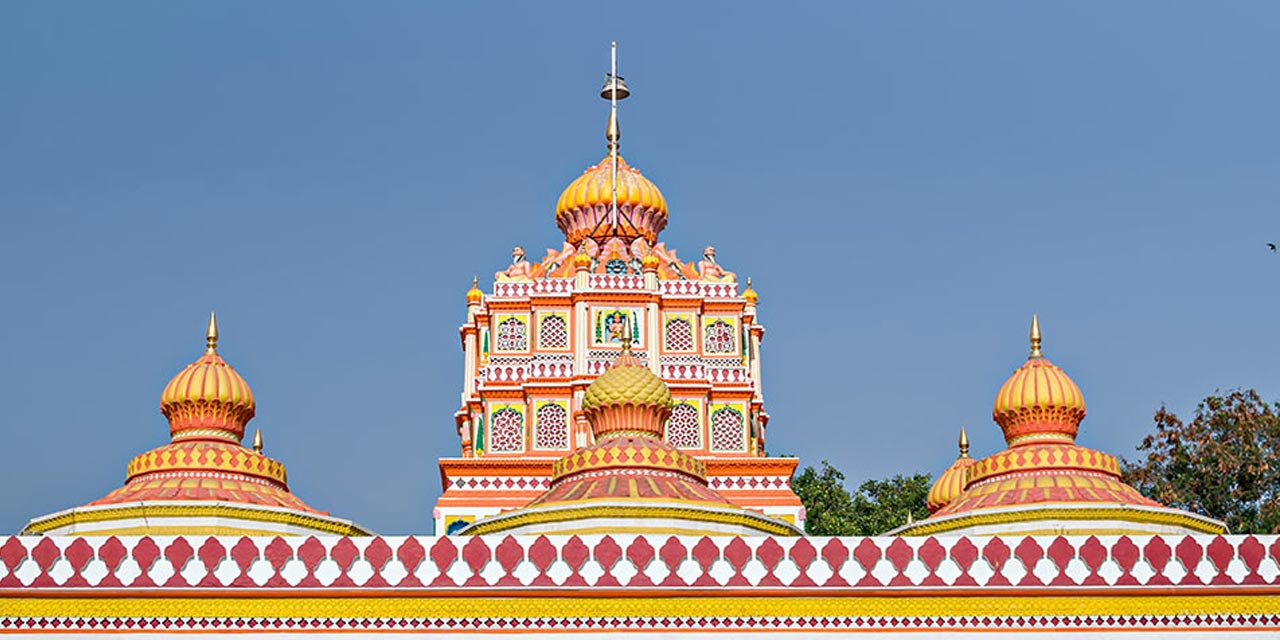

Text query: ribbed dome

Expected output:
[161,320,255,443]
[992,317,1085,447]
[555,155,668,245]
[927,456,975,514]
[582,346,672,438]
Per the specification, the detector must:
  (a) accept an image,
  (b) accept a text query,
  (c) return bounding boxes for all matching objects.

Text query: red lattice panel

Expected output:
[665,403,702,449]
[710,407,745,452]
[489,409,524,453]
[538,315,568,349]
[534,403,569,450]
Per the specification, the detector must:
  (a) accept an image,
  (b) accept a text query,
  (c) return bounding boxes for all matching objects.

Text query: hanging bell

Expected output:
[600,73,630,100]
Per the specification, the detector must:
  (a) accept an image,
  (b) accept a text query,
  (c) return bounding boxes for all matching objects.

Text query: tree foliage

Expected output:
[792,461,931,535]
[1121,389,1280,534]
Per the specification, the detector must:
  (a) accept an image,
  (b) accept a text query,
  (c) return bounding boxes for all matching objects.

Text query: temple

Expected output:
[21,313,369,537]
[899,315,1224,537]
[4,47,1276,637]
[434,55,803,534]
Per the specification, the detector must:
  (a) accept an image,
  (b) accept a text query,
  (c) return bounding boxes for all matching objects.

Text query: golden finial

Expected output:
[252,428,263,453]
[600,41,629,157]
[1029,314,1042,358]
[958,425,970,459]
[906,511,915,525]
[619,314,633,356]
[205,311,219,354]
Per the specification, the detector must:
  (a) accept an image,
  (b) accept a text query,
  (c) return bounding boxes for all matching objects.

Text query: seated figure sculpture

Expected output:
[697,246,736,282]
[495,246,535,281]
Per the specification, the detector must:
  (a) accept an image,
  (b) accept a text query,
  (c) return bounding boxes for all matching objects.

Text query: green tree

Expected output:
[850,473,932,536]
[1121,389,1280,534]
[792,461,931,535]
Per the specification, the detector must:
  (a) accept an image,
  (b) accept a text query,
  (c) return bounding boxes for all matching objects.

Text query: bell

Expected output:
[600,73,630,100]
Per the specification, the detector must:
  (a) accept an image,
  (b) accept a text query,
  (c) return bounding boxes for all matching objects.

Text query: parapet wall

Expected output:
[2,534,1279,636]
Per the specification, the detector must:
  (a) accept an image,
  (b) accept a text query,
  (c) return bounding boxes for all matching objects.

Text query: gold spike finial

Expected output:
[619,313,633,356]
[252,428,263,453]
[206,311,219,354]
[906,511,915,525]
[958,425,970,458]
[1029,314,1042,358]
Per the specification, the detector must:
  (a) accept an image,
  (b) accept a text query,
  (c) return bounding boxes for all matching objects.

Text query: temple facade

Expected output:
[433,87,803,533]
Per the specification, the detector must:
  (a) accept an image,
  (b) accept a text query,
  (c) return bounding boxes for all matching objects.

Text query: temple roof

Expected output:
[898,317,1223,536]
[23,314,370,536]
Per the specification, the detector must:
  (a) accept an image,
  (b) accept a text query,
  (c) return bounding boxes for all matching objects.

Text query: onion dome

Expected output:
[161,312,255,443]
[555,155,668,245]
[926,427,976,513]
[581,338,672,438]
[992,315,1086,447]
[465,277,483,304]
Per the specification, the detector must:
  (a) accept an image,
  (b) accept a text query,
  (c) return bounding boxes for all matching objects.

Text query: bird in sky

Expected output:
[1269,243,1277,253]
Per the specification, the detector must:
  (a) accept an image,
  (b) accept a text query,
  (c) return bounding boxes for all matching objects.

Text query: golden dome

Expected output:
[465,277,483,303]
[582,344,673,438]
[992,316,1085,447]
[743,278,759,304]
[160,313,255,442]
[927,428,974,513]
[555,155,668,245]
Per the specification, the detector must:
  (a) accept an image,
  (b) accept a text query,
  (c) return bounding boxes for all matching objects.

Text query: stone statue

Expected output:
[495,246,535,281]
[696,246,736,282]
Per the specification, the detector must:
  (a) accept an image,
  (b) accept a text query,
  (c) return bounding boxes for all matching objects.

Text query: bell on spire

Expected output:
[600,73,629,101]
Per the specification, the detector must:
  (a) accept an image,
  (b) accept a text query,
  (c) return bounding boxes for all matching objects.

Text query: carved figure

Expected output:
[495,246,535,281]
[542,241,579,277]
[697,246,737,282]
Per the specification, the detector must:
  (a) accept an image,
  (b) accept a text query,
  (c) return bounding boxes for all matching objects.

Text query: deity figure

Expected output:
[697,246,736,282]
[605,311,628,343]
[495,246,535,281]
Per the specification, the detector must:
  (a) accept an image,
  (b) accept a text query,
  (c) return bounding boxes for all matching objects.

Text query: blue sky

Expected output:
[2,2,1278,534]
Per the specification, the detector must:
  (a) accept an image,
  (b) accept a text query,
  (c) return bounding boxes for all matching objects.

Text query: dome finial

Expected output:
[619,313,634,356]
[1029,314,1042,358]
[958,425,970,458]
[252,427,263,453]
[206,311,219,355]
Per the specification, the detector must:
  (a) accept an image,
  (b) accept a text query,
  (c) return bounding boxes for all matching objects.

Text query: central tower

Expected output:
[433,45,803,534]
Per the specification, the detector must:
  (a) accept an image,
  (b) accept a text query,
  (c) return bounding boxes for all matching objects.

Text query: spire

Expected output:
[1029,314,1042,358]
[206,311,219,355]
[619,314,634,356]
[600,41,629,157]
[958,425,970,459]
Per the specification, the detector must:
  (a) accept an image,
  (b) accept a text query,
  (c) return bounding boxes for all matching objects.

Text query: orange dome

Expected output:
[161,313,255,443]
[926,427,976,513]
[555,155,668,245]
[992,316,1085,447]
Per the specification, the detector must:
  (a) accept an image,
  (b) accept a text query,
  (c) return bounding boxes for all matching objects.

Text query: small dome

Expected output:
[160,314,254,442]
[927,456,975,513]
[555,155,668,245]
[743,278,759,304]
[926,427,976,513]
[992,316,1085,446]
[465,277,483,303]
[582,346,672,438]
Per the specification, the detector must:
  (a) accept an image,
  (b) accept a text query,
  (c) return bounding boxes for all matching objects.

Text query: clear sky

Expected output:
[2,1,1278,535]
